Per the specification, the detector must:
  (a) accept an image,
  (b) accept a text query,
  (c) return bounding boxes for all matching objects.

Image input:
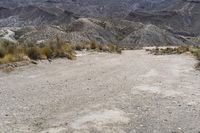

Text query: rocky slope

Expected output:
[0,0,198,47]
[126,0,200,36]
[0,5,78,27]
[11,18,191,47]
[0,0,166,15]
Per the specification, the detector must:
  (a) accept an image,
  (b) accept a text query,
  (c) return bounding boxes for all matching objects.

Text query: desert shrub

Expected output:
[65,52,76,60]
[194,50,200,61]
[74,43,91,51]
[101,45,110,52]
[107,44,116,52]
[197,52,200,61]
[116,47,122,54]
[98,44,104,51]
[148,46,200,70]
[0,41,26,64]
[73,41,122,54]
[26,47,42,60]
[75,44,84,51]
[0,47,6,58]
[75,43,91,51]
[148,46,190,55]
[40,45,53,59]
[176,46,190,54]
[1,41,16,54]
[90,40,97,50]
[196,62,200,70]
[15,45,26,54]
[55,36,65,49]
[4,54,15,63]
[0,38,123,65]
[0,38,78,65]
[14,45,27,60]
[0,54,16,64]
[83,43,91,50]
[45,40,76,60]
[61,43,76,60]
[106,44,122,53]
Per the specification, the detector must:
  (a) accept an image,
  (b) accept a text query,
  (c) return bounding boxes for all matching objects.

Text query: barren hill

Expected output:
[10,18,191,47]
[0,0,199,47]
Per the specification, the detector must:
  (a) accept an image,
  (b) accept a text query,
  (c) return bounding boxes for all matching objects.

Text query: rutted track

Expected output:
[0,50,200,133]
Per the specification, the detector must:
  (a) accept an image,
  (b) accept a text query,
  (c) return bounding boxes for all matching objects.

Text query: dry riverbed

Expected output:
[0,50,200,133]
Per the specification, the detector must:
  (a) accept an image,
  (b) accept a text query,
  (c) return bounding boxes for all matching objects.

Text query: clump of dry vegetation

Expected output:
[0,37,76,65]
[146,46,190,55]
[0,41,25,64]
[147,46,200,70]
[0,39,122,66]
[74,41,122,54]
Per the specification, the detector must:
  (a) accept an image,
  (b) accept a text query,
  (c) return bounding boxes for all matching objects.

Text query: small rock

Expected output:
[163,119,168,122]
[30,60,38,65]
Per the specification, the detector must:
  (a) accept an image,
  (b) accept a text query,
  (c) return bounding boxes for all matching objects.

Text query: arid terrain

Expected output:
[0,50,200,133]
[1,0,200,132]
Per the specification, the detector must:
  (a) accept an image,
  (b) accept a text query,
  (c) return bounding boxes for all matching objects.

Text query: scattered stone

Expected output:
[30,60,38,65]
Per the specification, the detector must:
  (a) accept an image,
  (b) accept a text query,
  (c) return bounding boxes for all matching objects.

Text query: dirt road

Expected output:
[0,50,200,133]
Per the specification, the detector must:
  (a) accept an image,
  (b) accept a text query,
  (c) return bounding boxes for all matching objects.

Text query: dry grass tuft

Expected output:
[0,39,122,66]
[147,46,200,70]
[0,37,77,65]
[0,54,17,64]
[74,41,122,54]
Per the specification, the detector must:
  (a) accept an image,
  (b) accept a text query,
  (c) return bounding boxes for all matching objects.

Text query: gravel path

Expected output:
[0,50,200,133]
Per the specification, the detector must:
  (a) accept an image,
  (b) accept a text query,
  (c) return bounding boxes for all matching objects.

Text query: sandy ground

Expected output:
[0,50,200,133]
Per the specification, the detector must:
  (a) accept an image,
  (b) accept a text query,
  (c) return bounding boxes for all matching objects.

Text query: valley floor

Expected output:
[0,50,200,133]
